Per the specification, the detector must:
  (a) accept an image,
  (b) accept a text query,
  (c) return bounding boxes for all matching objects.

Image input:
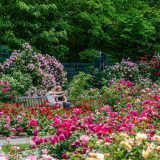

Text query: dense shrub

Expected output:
[1,72,32,96]
[0,43,66,96]
[138,53,160,81]
[91,59,140,88]
[0,80,11,101]
[90,58,159,88]
[68,72,93,100]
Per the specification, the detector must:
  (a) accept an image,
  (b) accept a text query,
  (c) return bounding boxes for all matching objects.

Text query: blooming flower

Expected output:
[10,128,16,133]
[135,133,147,141]
[61,153,67,159]
[27,118,38,127]
[41,148,48,154]
[126,103,132,108]
[73,108,81,115]
[33,129,39,135]
[59,134,66,141]
[80,135,90,142]
[26,155,37,160]
[128,110,138,116]
[17,127,23,132]
[4,124,9,129]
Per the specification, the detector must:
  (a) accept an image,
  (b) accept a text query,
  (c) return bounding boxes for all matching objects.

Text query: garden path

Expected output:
[0,137,30,146]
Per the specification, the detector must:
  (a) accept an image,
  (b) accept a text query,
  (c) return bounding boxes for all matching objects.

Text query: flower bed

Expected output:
[0,80,160,159]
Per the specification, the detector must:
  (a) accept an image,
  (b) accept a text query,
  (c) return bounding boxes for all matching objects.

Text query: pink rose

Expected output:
[27,118,37,127]
[135,99,141,103]
[61,153,67,159]
[30,140,36,147]
[17,127,23,132]
[6,117,10,123]
[10,128,16,133]
[80,135,90,142]
[26,155,37,160]
[33,129,39,135]
[59,134,66,141]
[73,108,81,115]
[126,103,132,108]
[4,124,9,129]
[41,148,48,154]
[16,116,21,121]
[0,154,8,160]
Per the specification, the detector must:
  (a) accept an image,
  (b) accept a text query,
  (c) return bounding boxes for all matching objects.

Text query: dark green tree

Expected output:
[0,0,69,59]
[0,0,160,61]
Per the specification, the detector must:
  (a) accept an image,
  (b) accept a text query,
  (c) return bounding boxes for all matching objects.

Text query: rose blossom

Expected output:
[126,103,132,108]
[33,129,39,135]
[4,124,9,129]
[10,128,16,133]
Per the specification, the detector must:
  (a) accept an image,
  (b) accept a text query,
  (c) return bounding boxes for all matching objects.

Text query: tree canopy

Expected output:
[0,0,160,62]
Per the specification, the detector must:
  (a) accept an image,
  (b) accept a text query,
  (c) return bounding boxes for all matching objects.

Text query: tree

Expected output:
[0,0,160,62]
[0,0,68,59]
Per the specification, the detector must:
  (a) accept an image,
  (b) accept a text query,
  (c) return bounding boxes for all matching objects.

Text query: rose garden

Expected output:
[0,44,159,160]
[0,1,160,159]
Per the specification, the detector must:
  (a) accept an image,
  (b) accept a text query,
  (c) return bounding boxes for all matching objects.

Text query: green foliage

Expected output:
[0,0,160,61]
[68,72,93,100]
[156,79,160,87]
[1,72,32,96]
[0,0,69,59]
[79,49,97,62]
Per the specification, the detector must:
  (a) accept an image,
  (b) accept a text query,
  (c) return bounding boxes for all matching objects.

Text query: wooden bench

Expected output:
[15,96,47,107]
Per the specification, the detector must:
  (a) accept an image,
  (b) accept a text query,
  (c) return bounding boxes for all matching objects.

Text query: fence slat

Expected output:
[15,96,46,107]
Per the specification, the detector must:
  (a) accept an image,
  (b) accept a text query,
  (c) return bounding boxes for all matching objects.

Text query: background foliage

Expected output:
[0,0,160,62]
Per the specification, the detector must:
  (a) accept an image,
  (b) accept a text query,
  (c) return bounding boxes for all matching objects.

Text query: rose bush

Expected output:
[138,53,160,82]
[0,80,12,102]
[90,56,160,88]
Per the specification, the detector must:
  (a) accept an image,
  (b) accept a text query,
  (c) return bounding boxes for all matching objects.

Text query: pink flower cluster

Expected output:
[27,118,38,127]
[0,51,19,70]
[117,79,133,87]
[0,80,10,93]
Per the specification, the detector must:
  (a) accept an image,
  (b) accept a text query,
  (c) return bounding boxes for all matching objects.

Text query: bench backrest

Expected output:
[15,96,47,107]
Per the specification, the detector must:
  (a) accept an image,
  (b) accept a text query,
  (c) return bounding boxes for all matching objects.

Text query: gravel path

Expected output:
[0,137,30,146]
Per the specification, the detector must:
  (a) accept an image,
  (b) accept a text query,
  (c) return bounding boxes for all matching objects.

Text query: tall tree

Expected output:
[0,0,68,59]
[0,0,160,61]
